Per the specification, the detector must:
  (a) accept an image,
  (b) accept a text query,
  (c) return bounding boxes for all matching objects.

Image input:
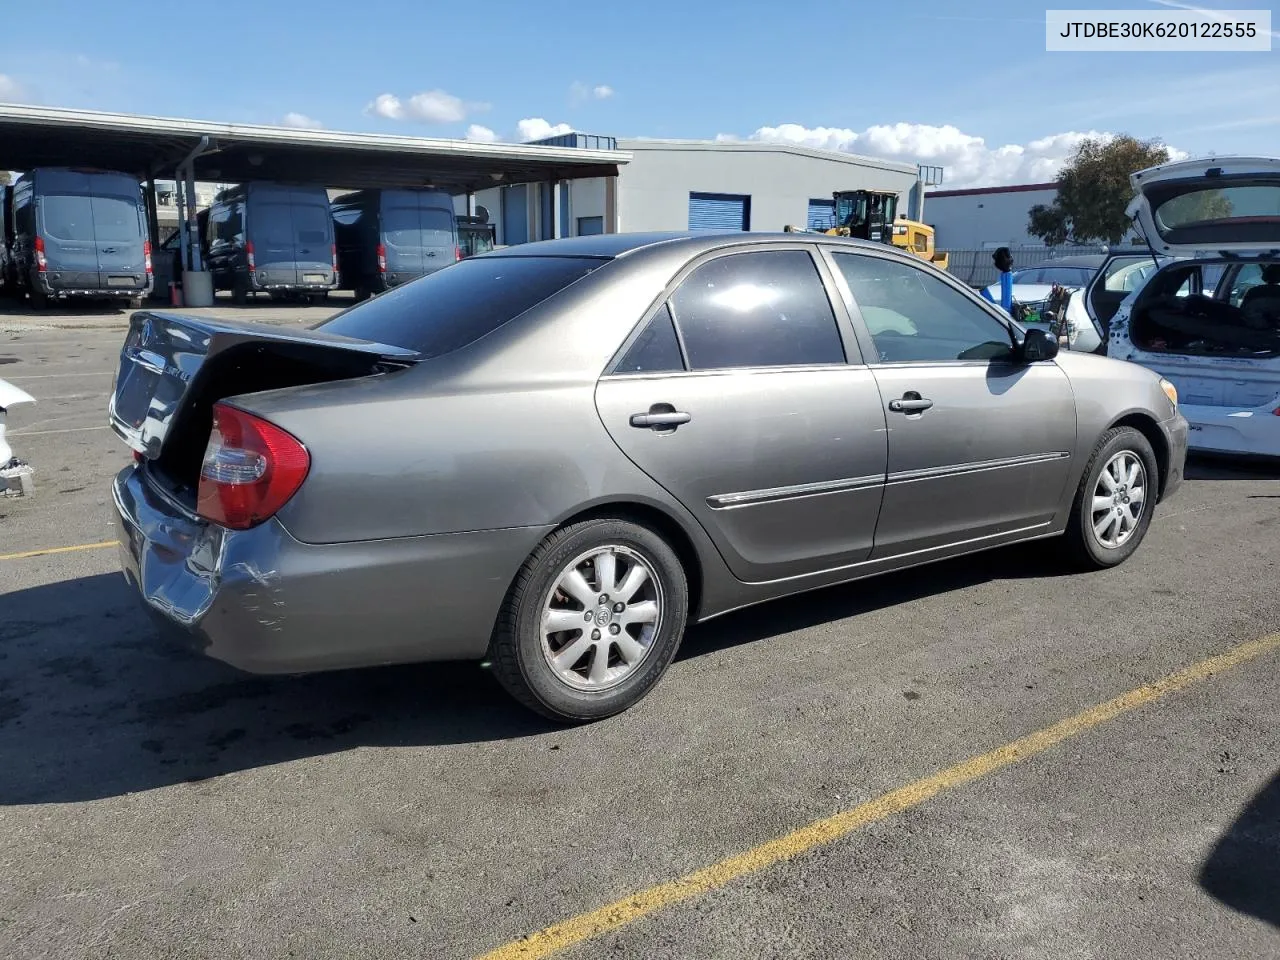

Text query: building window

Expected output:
[577,216,604,236]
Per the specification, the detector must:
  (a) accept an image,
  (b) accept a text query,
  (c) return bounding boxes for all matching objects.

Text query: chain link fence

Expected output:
[947,245,1148,288]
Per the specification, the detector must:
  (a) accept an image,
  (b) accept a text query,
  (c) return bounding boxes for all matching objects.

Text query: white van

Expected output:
[1105,156,1280,459]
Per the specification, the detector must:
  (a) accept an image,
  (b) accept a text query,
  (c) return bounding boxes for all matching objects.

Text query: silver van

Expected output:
[205,182,338,304]
[331,188,458,300]
[6,167,152,308]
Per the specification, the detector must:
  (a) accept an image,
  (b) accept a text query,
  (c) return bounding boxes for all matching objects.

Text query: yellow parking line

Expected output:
[475,632,1280,960]
[0,540,118,561]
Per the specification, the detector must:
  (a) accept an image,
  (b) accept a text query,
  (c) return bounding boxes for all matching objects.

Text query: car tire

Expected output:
[28,286,47,310]
[231,275,249,306]
[488,519,689,723]
[1063,426,1160,570]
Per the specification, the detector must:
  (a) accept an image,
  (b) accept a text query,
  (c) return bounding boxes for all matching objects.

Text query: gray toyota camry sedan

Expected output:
[109,231,1188,722]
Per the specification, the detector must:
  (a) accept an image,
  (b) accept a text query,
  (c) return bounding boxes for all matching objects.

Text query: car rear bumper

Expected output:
[111,464,549,673]
[1180,398,1280,459]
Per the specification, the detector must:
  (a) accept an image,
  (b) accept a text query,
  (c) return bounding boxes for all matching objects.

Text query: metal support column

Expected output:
[466,190,476,217]
[175,182,189,271]
[604,176,618,234]
[144,177,160,250]
[551,179,562,239]
[182,167,202,272]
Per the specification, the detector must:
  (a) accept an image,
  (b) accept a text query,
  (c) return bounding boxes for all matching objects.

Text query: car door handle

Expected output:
[630,406,691,430]
[888,394,933,413]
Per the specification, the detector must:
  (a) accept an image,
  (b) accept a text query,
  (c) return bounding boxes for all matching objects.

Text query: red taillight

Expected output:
[143,239,153,275]
[376,243,387,274]
[246,240,256,273]
[455,245,462,262]
[34,236,47,273]
[195,403,310,530]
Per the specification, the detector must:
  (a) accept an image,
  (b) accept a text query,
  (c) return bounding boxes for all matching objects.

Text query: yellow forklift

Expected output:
[785,189,949,271]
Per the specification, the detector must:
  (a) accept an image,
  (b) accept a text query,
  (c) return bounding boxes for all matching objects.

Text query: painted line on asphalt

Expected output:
[9,425,110,437]
[2,371,113,379]
[0,540,118,562]
[474,632,1280,960]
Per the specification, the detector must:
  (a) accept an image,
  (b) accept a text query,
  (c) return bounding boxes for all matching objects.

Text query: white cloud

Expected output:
[719,122,1188,188]
[517,118,574,142]
[570,81,615,104]
[0,74,26,101]
[281,112,323,129]
[367,89,489,124]
[466,124,498,143]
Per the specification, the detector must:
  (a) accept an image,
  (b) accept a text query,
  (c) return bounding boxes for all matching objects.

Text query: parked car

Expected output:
[331,188,459,300]
[204,182,338,304]
[6,167,152,308]
[985,253,1165,353]
[109,232,1187,722]
[1106,155,1280,459]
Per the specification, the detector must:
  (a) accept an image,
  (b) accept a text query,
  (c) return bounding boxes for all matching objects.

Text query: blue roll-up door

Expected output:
[688,192,749,232]
[807,199,835,230]
[503,184,528,245]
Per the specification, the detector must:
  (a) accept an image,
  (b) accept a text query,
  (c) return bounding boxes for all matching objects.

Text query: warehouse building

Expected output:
[468,135,922,244]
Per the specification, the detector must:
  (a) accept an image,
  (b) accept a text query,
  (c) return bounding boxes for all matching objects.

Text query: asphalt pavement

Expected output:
[1,307,1277,960]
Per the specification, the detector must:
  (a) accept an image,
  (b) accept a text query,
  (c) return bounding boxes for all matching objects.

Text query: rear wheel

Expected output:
[1063,426,1159,569]
[28,286,47,310]
[488,519,689,723]
[231,275,249,306]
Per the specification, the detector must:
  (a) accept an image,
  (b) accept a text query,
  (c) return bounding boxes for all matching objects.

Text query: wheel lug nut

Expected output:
[584,612,593,622]
[591,629,601,640]
[613,602,624,613]
[609,624,620,635]
[598,595,609,605]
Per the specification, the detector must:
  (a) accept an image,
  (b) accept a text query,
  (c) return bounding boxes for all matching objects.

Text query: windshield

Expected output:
[314,255,606,357]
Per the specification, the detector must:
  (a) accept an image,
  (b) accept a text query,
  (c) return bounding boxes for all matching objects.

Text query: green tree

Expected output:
[1027,135,1173,246]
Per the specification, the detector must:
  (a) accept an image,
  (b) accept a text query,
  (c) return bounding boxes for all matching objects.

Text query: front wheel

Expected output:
[488,519,689,723]
[1063,426,1159,569]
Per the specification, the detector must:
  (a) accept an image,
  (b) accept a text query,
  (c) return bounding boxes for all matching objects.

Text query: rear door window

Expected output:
[667,250,847,369]
[314,255,605,357]
[421,208,454,247]
[41,194,95,241]
[292,204,330,245]
[90,195,142,242]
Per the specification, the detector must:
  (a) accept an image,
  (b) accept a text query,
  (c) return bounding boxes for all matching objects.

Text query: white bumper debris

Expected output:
[0,379,37,498]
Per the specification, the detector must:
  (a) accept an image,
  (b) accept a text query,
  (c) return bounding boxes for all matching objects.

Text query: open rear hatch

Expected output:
[110,310,419,505]
[1128,156,1280,256]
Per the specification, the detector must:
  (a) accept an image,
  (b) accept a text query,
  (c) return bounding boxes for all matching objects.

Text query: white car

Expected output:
[1106,155,1280,459]
[985,254,1168,354]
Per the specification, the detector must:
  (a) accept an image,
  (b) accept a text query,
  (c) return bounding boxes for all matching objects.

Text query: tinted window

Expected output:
[41,194,95,241]
[315,255,605,357]
[292,204,330,245]
[832,253,1013,363]
[615,304,685,374]
[668,250,845,370]
[1037,267,1094,286]
[90,196,142,242]
[384,207,454,247]
[1010,268,1043,284]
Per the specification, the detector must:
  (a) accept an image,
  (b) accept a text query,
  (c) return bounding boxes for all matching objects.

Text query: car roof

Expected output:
[479,230,911,261]
[1022,255,1106,269]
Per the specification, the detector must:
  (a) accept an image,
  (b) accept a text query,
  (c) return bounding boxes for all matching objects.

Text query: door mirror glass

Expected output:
[1019,327,1059,362]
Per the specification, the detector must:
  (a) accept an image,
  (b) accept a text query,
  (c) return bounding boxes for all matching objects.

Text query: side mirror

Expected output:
[1018,327,1059,362]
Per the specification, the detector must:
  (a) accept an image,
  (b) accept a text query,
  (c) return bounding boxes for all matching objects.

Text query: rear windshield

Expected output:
[42,194,141,243]
[314,255,606,357]
[384,207,454,248]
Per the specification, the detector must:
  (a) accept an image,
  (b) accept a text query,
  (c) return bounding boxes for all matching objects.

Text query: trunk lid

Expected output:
[109,311,419,462]
[1128,156,1280,256]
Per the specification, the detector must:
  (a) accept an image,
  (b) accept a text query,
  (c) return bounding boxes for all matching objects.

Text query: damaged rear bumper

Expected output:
[111,464,549,673]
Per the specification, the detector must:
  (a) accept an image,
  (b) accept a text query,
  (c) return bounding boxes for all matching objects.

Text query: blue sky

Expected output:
[0,0,1275,186]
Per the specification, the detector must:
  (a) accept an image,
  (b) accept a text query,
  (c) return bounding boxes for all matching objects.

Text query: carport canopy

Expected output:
[0,103,629,191]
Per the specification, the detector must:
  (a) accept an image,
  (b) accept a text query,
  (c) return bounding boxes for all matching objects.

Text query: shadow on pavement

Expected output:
[1199,770,1280,929]
[0,542,1067,806]
[1185,454,1280,482]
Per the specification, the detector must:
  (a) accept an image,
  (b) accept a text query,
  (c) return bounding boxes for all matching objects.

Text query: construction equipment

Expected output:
[784,189,949,271]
